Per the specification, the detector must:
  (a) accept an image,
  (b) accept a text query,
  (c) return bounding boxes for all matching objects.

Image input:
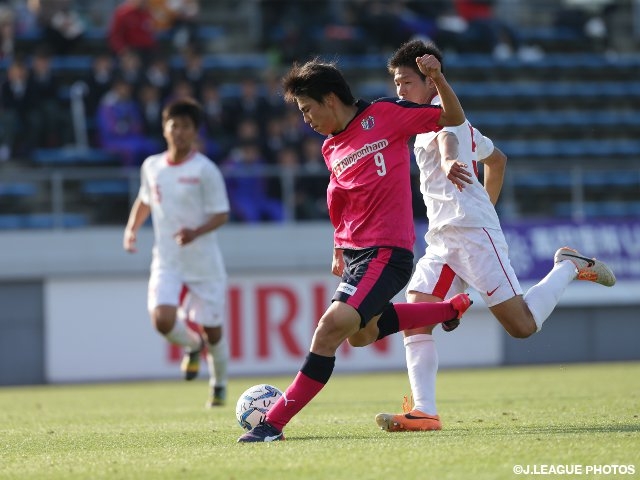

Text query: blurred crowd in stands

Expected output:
[0,0,627,223]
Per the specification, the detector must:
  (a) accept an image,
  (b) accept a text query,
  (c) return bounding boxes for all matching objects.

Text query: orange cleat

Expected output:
[375,409,442,432]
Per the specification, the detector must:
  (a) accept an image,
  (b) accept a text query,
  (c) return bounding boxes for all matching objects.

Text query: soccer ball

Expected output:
[235,383,283,431]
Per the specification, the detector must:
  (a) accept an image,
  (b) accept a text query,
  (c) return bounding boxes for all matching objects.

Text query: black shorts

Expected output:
[332,246,414,328]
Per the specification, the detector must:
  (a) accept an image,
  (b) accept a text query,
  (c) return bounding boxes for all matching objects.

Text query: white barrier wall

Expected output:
[3,222,636,384]
[44,273,503,383]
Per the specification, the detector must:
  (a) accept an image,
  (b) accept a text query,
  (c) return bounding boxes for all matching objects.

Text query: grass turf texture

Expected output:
[1,362,638,480]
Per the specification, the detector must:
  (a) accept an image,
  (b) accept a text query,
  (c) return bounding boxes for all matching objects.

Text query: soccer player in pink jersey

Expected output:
[238,57,472,442]
[373,39,617,432]
[123,98,230,408]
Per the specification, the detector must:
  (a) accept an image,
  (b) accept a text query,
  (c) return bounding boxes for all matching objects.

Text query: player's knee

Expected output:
[347,330,374,347]
[506,322,536,339]
[152,312,175,335]
[203,326,222,345]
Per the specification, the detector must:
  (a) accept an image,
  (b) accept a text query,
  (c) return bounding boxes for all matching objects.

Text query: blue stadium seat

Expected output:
[32,148,118,166]
[81,179,130,196]
[0,182,37,197]
[0,214,24,229]
[23,213,88,229]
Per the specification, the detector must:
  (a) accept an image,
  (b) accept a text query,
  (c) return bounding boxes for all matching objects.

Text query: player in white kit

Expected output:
[375,39,616,432]
[123,98,230,407]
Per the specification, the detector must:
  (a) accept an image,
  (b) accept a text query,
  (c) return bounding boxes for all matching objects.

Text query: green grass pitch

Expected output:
[1,362,638,480]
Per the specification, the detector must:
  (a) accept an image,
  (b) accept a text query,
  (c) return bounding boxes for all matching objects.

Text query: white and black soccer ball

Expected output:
[235,383,283,431]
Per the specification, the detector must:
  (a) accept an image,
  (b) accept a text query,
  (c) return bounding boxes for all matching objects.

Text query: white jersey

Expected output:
[138,150,229,281]
[414,96,501,236]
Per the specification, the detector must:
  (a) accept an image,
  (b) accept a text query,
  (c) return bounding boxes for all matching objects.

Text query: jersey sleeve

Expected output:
[138,160,151,205]
[377,98,443,136]
[202,161,230,214]
[472,126,495,161]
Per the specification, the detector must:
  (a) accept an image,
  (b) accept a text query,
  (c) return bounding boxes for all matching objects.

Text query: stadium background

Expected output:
[0,0,638,385]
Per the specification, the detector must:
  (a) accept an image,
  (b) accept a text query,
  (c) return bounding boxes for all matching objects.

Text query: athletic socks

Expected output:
[164,319,202,351]
[405,334,439,415]
[524,260,577,331]
[207,336,229,388]
[376,301,457,340]
[266,352,335,431]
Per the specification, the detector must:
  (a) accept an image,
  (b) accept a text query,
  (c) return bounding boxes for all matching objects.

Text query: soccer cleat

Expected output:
[375,409,442,432]
[180,338,204,381]
[237,420,285,443]
[441,318,460,332]
[205,386,226,408]
[554,247,616,287]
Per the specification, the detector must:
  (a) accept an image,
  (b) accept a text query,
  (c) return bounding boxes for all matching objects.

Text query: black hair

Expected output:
[387,39,444,79]
[282,59,355,105]
[162,97,204,129]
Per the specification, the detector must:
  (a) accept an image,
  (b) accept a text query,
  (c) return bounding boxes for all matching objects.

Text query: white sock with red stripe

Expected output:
[524,261,576,331]
[404,334,438,415]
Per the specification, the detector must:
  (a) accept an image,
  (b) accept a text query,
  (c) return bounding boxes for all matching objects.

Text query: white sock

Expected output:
[404,333,438,415]
[207,336,229,388]
[164,319,202,351]
[524,261,577,332]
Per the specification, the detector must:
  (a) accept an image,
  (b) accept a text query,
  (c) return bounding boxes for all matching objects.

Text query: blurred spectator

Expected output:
[28,46,68,147]
[233,117,262,148]
[258,0,326,63]
[200,81,230,160]
[223,78,271,136]
[32,0,85,55]
[137,82,163,141]
[149,0,200,50]
[353,0,437,52]
[165,77,195,104]
[108,0,157,57]
[263,70,287,119]
[554,0,617,52]
[453,0,522,58]
[144,54,172,100]
[82,51,115,121]
[0,58,32,159]
[318,1,368,55]
[223,140,284,223]
[175,42,206,99]
[96,76,161,167]
[296,136,328,220]
[0,4,15,59]
[281,106,311,151]
[263,116,287,165]
[117,49,144,95]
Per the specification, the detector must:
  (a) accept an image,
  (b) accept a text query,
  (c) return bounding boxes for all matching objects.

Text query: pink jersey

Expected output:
[322,99,442,251]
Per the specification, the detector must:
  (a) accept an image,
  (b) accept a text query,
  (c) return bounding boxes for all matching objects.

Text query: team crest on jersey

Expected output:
[361,116,375,130]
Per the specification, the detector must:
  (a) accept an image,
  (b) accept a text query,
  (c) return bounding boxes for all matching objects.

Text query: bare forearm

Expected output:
[195,212,229,236]
[125,198,151,232]
[432,75,465,127]
[482,149,507,205]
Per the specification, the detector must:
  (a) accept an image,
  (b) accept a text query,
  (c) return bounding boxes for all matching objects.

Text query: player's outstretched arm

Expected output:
[416,54,464,127]
[123,198,151,253]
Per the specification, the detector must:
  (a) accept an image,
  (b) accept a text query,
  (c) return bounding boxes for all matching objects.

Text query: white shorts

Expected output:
[148,268,227,327]
[407,226,522,307]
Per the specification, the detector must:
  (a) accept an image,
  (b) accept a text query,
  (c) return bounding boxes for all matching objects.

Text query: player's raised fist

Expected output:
[416,54,442,79]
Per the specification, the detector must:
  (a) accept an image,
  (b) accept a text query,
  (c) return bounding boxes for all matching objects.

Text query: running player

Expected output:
[374,39,616,432]
[237,57,472,442]
[123,98,230,408]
